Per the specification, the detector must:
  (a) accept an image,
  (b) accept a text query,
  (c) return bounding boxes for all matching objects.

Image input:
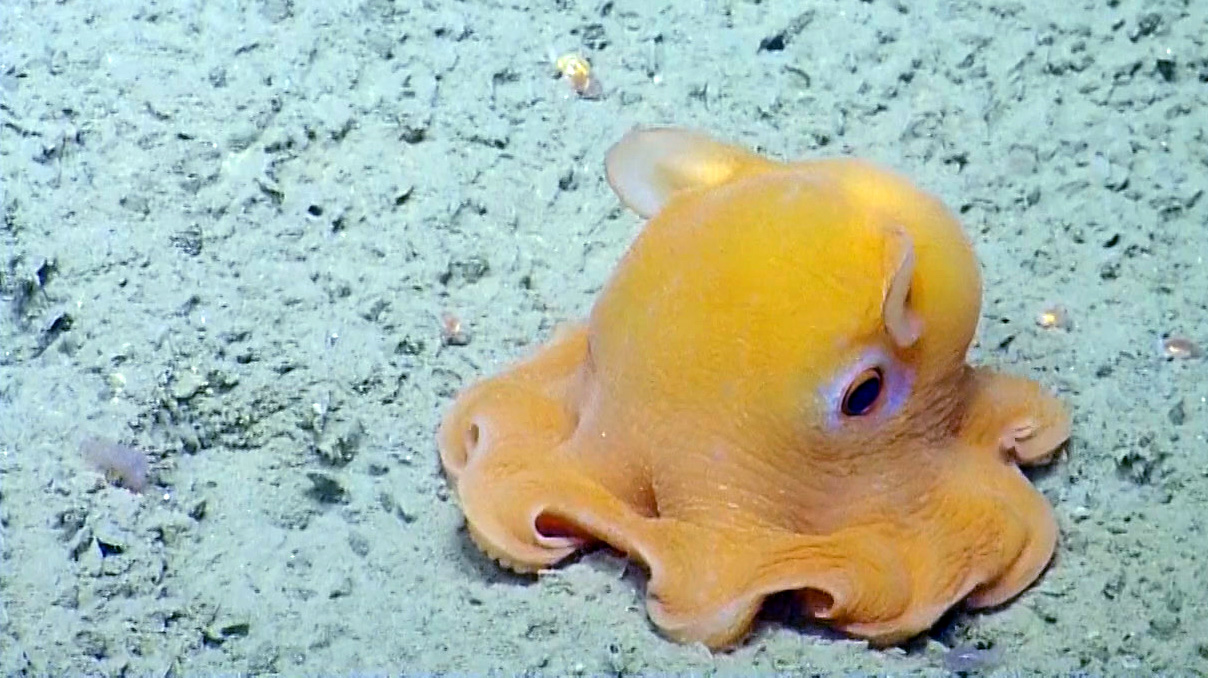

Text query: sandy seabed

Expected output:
[2,0,1206,675]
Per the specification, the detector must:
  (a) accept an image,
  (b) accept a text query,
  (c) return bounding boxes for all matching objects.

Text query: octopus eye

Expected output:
[841,368,884,417]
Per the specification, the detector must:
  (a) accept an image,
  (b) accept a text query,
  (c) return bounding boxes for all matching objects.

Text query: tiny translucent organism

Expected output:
[80,436,149,493]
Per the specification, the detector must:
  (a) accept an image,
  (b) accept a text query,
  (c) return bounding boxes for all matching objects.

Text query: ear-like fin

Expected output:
[605,128,774,218]
[882,227,923,348]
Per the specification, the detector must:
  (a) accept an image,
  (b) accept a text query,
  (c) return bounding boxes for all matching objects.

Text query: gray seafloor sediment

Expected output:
[1,0,1206,675]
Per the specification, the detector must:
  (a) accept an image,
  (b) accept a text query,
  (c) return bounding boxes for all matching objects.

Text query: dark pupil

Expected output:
[842,371,883,416]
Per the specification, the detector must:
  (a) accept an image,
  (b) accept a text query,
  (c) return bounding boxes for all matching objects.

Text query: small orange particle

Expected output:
[1160,336,1202,360]
[1036,305,1071,330]
[555,53,603,99]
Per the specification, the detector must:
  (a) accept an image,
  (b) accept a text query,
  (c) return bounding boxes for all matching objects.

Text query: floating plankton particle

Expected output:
[554,52,603,99]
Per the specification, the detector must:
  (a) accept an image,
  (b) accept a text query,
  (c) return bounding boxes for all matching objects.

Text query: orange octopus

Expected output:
[438,128,1070,648]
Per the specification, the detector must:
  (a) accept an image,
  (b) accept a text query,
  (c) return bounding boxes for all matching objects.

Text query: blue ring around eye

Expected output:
[819,346,914,432]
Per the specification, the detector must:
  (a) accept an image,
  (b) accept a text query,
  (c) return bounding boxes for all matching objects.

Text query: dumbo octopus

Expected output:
[438,128,1070,648]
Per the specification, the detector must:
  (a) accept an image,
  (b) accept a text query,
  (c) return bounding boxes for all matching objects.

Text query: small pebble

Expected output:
[1036,304,1072,330]
[441,312,470,346]
[1160,336,1202,360]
